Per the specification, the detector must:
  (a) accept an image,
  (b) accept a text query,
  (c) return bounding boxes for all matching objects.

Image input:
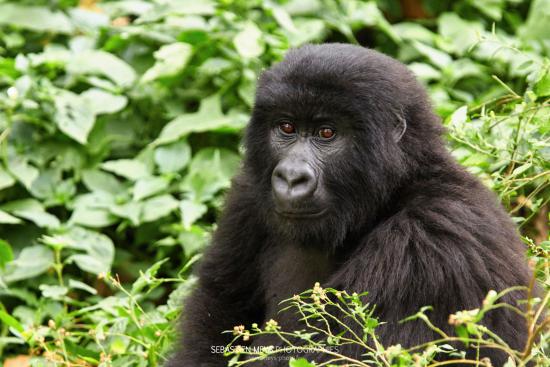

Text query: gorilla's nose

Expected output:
[272,162,317,204]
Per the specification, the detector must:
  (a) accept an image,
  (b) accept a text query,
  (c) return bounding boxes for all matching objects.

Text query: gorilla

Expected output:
[166,44,532,366]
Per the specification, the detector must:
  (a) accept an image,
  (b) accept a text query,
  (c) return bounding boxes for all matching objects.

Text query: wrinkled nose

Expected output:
[272,162,317,203]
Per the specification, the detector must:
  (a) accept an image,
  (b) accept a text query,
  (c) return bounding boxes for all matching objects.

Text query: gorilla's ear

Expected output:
[392,114,407,142]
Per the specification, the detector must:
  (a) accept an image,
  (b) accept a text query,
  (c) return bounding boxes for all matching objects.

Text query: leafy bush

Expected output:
[0,0,547,366]
[226,284,549,366]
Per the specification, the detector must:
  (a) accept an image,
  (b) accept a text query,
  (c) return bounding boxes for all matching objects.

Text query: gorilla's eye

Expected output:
[279,122,296,135]
[319,127,336,140]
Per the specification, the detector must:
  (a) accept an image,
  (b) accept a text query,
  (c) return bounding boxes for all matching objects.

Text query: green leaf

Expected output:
[67,50,136,87]
[110,336,128,355]
[520,0,550,42]
[180,199,207,229]
[70,192,117,228]
[288,19,326,46]
[39,284,68,300]
[238,69,257,107]
[0,4,73,34]
[344,1,399,42]
[82,169,125,194]
[455,324,470,345]
[141,195,179,223]
[0,309,24,333]
[392,22,435,44]
[534,66,550,97]
[289,358,315,367]
[8,156,39,190]
[71,207,117,228]
[270,5,297,33]
[438,13,484,55]
[54,90,96,145]
[0,166,15,191]
[70,254,108,275]
[448,106,468,127]
[511,163,532,178]
[233,21,265,59]
[109,201,142,226]
[181,148,241,201]
[179,227,209,256]
[0,210,21,224]
[154,95,243,145]
[80,88,128,115]
[154,139,192,173]
[0,239,13,270]
[0,199,60,228]
[131,258,169,295]
[68,279,98,295]
[101,159,150,181]
[2,245,54,283]
[468,0,504,20]
[60,227,115,275]
[141,42,193,82]
[409,62,442,81]
[133,176,169,201]
[412,41,452,69]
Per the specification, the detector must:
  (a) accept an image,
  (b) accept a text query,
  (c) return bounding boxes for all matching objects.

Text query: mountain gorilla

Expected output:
[166,44,532,366]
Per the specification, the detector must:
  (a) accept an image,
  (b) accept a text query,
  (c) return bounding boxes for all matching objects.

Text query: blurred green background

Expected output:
[0,0,548,366]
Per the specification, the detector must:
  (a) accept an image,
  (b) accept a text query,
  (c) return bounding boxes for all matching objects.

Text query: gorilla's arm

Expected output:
[328,197,529,365]
[165,180,265,367]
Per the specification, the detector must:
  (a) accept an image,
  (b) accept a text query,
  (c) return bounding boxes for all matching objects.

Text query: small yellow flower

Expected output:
[233,325,245,335]
[265,319,279,332]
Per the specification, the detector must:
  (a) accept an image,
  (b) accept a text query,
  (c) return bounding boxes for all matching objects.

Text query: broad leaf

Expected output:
[0,239,13,270]
[0,4,73,33]
[2,245,54,283]
[438,13,484,55]
[181,148,240,201]
[57,227,115,275]
[233,21,265,58]
[101,159,150,181]
[70,192,117,228]
[141,42,193,82]
[82,169,125,194]
[0,210,21,224]
[81,88,128,115]
[8,156,39,190]
[0,166,15,191]
[133,176,169,201]
[141,195,179,223]
[0,199,60,228]
[54,90,96,145]
[154,139,192,173]
[154,95,242,145]
[180,199,207,229]
[412,41,452,69]
[67,50,136,87]
[39,284,68,300]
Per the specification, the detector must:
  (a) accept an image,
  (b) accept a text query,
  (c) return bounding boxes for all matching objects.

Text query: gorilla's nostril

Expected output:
[288,174,307,187]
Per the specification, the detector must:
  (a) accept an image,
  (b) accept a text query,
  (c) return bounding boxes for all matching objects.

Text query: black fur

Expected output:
[166,44,532,366]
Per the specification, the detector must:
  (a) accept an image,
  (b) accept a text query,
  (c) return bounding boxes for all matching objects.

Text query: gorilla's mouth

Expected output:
[275,208,327,219]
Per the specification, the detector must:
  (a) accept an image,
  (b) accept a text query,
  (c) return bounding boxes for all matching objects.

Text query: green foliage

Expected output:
[226,284,549,366]
[0,0,547,366]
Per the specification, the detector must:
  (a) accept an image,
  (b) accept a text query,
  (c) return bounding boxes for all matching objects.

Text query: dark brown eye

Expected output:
[279,122,296,135]
[319,127,335,139]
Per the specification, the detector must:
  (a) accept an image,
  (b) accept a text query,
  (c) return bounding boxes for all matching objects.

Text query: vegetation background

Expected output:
[0,0,548,366]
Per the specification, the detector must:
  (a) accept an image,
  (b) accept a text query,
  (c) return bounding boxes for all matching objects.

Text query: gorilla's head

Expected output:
[245,44,444,248]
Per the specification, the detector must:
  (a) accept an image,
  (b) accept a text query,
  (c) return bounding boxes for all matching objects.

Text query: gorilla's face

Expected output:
[269,116,347,219]
[247,85,371,247]
[245,44,426,247]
